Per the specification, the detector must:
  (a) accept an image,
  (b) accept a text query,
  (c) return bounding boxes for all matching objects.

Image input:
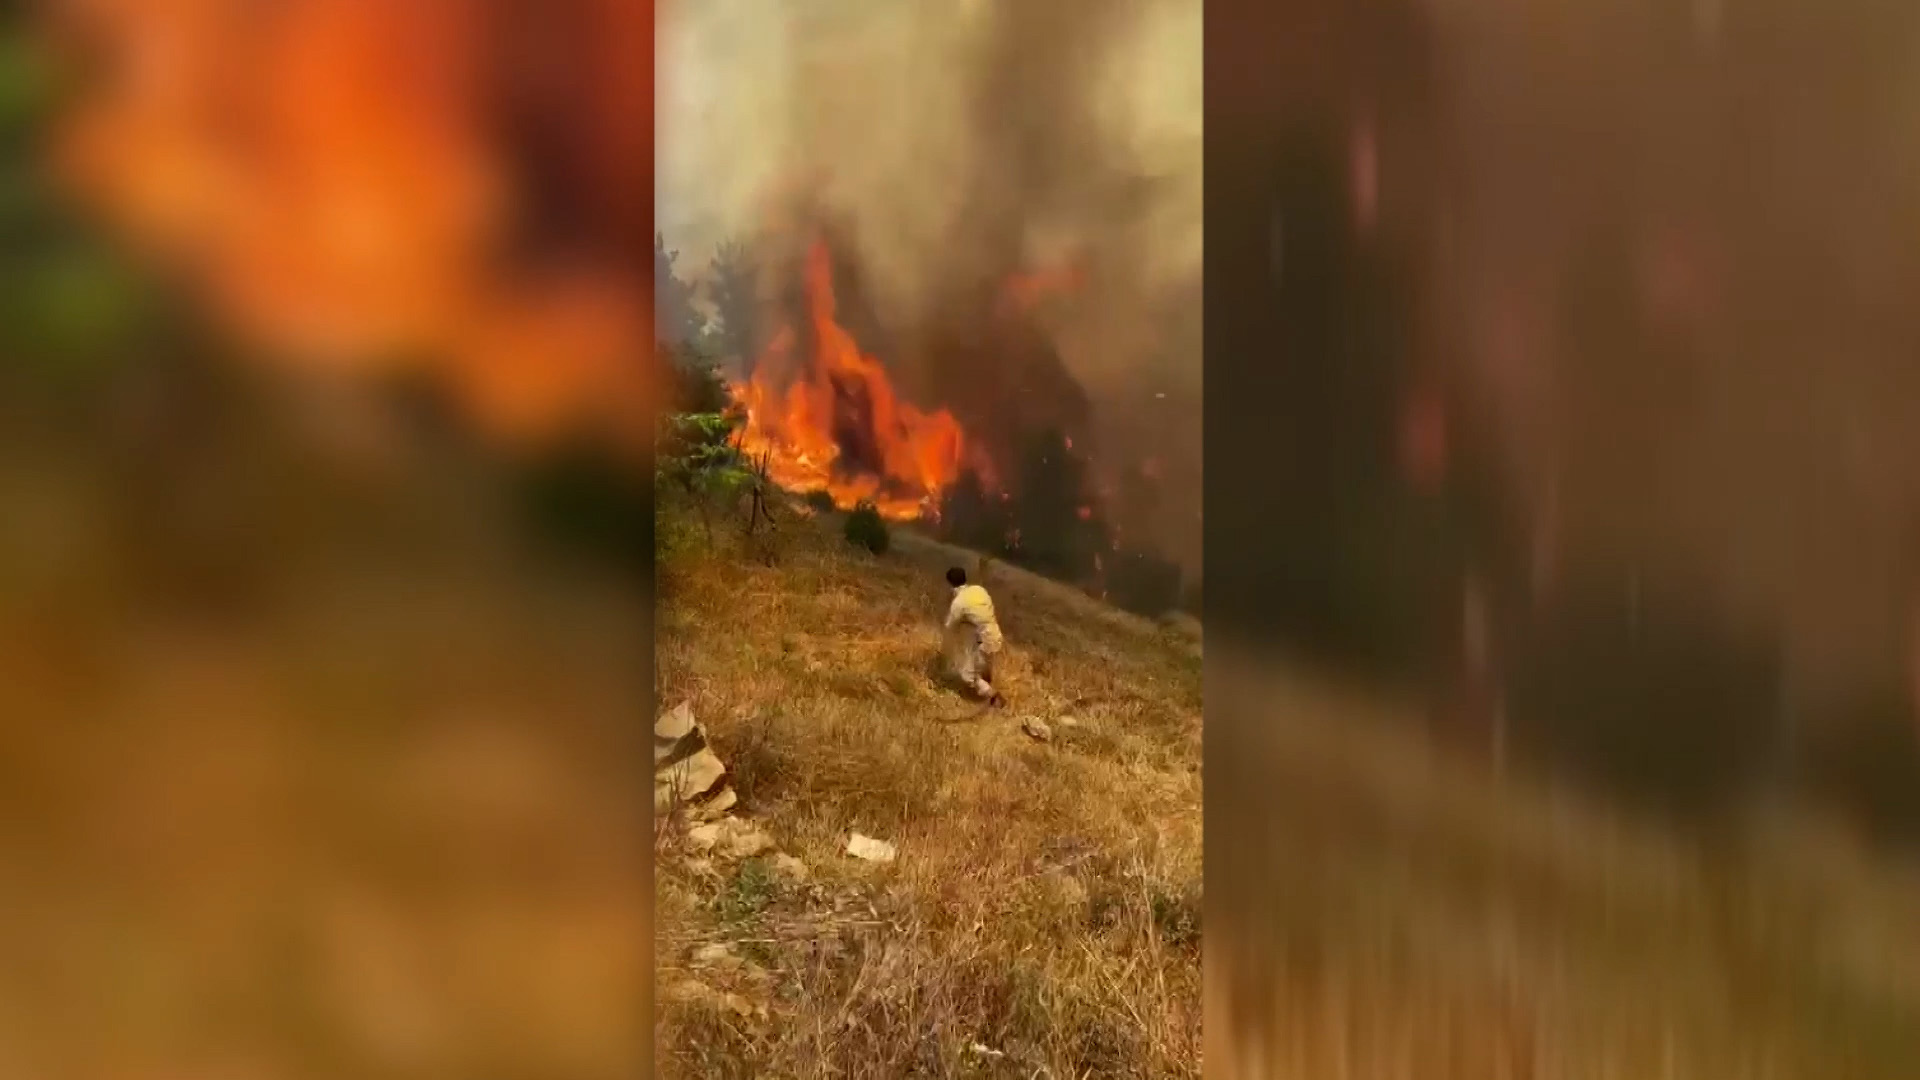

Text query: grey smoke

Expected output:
[657,0,1202,572]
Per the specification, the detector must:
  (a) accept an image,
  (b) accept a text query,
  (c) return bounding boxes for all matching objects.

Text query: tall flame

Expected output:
[732,239,973,521]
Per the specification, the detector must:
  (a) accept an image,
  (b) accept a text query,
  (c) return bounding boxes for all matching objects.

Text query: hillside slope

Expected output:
[654,506,1205,1078]
[1206,649,1920,1078]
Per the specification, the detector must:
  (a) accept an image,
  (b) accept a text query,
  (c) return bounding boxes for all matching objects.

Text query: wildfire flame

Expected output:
[49,0,655,449]
[731,238,977,521]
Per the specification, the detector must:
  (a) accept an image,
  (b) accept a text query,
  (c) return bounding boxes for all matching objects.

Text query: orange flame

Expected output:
[50,0,654,449]
[731,239,973,521]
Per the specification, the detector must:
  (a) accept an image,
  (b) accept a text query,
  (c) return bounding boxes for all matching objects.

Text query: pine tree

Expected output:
[1007,430,1106,582]
[653,233,704,349]
[938,467,1011,554]
[707,238,761,379]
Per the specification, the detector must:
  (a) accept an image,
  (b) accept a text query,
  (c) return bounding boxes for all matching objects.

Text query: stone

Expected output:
[772,854,809,882]
[686,816,772,859]
[655,701,697,742]
[656,747,729,813]
[654,700,738,815]
[845,833,897,863]
[722,821,774,859]
[1021,717,1053,743]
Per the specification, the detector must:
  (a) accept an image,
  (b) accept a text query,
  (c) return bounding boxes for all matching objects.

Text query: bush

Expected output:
[844,500,890,555]
[805,490,838,514]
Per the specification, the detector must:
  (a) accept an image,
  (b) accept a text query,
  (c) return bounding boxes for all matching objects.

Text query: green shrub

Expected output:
[843,500,890,555]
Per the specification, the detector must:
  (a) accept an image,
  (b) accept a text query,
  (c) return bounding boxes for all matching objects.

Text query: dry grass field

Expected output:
[654,505,1205,1078]
[0,405,651,1078]
[657,498,1920,1080]
[1206,651,1920,1079]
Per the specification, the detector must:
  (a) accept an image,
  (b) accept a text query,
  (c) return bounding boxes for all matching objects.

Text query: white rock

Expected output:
[1021,717,1053,743]
[655,748,728,812]
[845,833,897,863]
[687,816,773,859]
[655,701,697,742]
[723,821,774,859]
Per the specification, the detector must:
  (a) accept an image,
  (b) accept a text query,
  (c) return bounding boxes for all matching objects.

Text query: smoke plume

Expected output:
[659,0,1203,572]
[1415,0,1920,688]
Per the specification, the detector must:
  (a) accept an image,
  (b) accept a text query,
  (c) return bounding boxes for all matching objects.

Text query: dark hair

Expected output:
[946,566,967,588]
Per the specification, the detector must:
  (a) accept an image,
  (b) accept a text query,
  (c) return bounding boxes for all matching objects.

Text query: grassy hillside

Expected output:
[0,402,651,1078]
[654,503,1205,1078]
[656,496,1920,1079]
[1206,651,1920,1078]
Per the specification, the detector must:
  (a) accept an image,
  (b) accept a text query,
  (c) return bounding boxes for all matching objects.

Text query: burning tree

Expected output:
[938,468,1012,556]
[1205,119,1474,676]
[730,236,974,522]
[1005,429,1108,584]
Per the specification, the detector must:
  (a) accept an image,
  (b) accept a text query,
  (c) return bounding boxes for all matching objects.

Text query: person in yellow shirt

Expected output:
[944,566,1006,706]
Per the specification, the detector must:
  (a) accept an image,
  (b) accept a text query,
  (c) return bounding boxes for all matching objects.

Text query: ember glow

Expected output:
[730,238,979,521]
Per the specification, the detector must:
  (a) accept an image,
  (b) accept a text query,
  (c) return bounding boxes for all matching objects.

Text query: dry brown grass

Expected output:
[659,500,1920,1079]
[654,504,1204,1078]
[1207,647,1920,1079]
[0,414,651,1078]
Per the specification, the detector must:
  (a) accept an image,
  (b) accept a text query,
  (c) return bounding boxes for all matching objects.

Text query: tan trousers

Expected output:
[954,634,999,698]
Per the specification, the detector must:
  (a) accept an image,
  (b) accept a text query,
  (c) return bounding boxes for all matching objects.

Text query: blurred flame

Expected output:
[51,0,653,447]
[731,238,977,521]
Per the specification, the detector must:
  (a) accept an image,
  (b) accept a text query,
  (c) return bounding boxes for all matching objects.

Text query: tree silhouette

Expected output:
[653,233,704,349]
[1206,121,1458,675]
[1006,429,1107,582]
[707,238,761,379]
[938,467,1011,554]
